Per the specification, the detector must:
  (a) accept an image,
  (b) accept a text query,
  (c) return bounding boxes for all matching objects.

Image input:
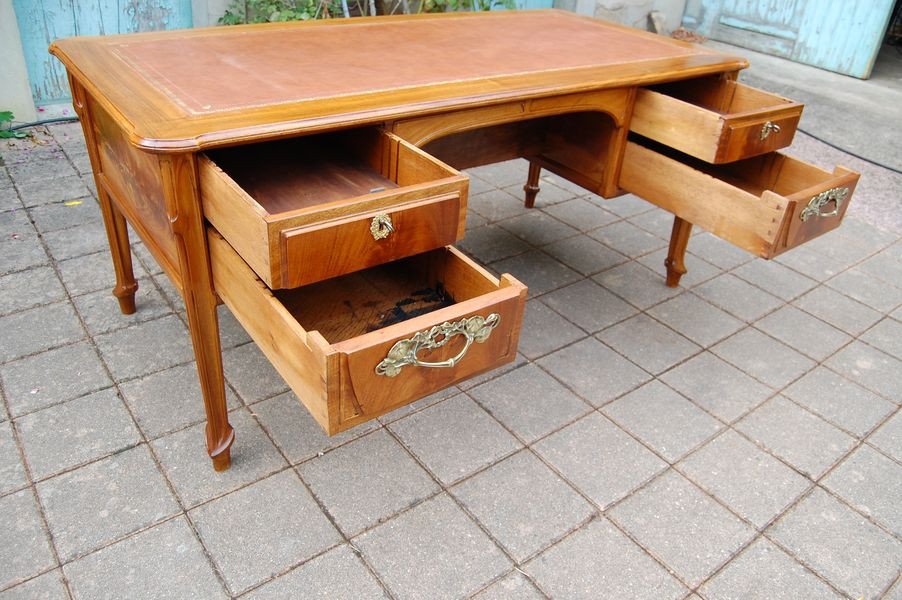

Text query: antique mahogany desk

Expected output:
[50,11,858,471]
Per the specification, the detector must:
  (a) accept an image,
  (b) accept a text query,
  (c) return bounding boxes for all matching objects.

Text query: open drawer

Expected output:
[200,128,469,289]
[209,229,527,434]
[620,140,859,258]
[630,77,803,164]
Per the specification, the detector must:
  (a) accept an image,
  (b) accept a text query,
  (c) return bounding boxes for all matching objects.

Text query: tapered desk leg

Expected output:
[97,188,139,314]
[162,155,234,471]
[665,215,692,288]
[523,161,541,208]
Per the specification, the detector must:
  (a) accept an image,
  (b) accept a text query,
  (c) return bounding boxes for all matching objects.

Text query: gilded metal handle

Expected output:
[370,213,394,241]
[760,121,781,140]
[800,187,848,222]
[375,313,501,377]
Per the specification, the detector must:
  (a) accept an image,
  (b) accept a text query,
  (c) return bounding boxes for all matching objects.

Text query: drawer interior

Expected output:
[275,248,498,344]
[647,76,796,116]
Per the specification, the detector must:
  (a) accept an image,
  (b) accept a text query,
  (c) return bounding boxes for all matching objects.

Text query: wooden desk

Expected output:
[50,10,857,471]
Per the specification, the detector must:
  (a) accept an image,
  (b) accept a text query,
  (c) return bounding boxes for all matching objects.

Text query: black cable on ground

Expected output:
[9,116,80,131]
[798,127,902,176]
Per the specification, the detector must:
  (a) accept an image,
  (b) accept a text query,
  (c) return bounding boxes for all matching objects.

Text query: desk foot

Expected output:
[207,425,235,471]
[664,216,692,288]
[523,162,541,208]
[114,283,139,315]
[98,188,139,315]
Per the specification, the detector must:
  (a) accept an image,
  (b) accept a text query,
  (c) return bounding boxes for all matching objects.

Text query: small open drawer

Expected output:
[620,140,859,258]
[209,230,526,434]
[200,128,469,290]
[630,77,803,164]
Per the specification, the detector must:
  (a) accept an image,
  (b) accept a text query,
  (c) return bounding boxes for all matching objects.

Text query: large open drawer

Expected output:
[630,78,803,164]
[200,128,469,289]
[209,230,526,434]
[620,140,859,259]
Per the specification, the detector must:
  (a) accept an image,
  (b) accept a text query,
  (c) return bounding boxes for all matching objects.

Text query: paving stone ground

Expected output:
[0,118,900,599]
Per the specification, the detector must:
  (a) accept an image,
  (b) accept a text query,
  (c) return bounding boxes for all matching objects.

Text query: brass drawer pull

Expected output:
[375,313,501,377]
[800,187,848,222]
[760,121,782,140]
[370,213,394,240]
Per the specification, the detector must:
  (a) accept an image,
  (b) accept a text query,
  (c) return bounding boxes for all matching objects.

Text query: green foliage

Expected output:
[0,111,27,139]
[219,0,346,24]
[421,0,516,12]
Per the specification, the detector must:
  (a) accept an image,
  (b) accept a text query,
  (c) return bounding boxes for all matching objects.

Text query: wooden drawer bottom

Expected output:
[209,229,527,435]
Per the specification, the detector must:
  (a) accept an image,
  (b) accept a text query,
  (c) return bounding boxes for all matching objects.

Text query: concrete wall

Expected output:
[0,0,38,122]
[555,0,686,33]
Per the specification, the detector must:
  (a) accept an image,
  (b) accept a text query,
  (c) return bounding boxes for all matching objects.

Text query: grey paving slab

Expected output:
[533,413,666,509]
[699,537,843,600]
[516,300,584,360]
[56,251,143,297]
[627,206,674,239]
[678,430,810,528]
[0,490,56,591]
[755,306,852,362]
[648,292,744,347]
[0,267,66,317]
[540,278,637,333]
[542,197,617,231]
[825,341,902,401]
[792,285,883,336]
[73,279,171,336]
[769,488,902,599]
[660,352,773,423]
[694,274,784,322]
[491,249,581,298]
[457,353,528,391]
[637,248,723,289]
[822,445,902,536]
[216,304,252,349]
[688,232,754,270]
[0,302,84,364]
[452,450,594,562]
[500,210,579,246]
[6,154,77,185]
[120,362,240,439]
[0,568,68,600]
[826,267,902,312]
[504,180,575,206]
[95,314,194,380]
[860,316,902,358]
[776,239,874,282]
[537,337,651,407]
[732,258,819,301]
[131,242,165,277]
[244,544,386,600]
[27,199,99,234]
[1,342,111,417]
[603,381,722,463]
[466,209,488,229]
[525,517,686,600]
[592,261,682,310]
[376,386,460,424]
[783,367,895,438]
[887,577,902,600]
[388,395,521,486]
[471,571,544,600]
[458,225,531,264]
[151,409,286,507]
[0,233,48,275]
[0,422,26,495]
[470,364,591,444]
[736,396,855,479]
[543,235,627,277]
[608,470,755,588]
[354,493,511,600]
[42,219,108,261]
[37,445,179,562]
[598,314,701,375]
[469,159,530,189]
[598,193,652,218]
[855,247,902,289]
[254,391,379,463]
[64,516,227,600]
[16,176,90,208]
[15,389,141,480]
[588,220,667,258]
[190,470,341,596]
[222,342,289,404]
[832,218,899,253]
[711,328,815,389]
[868,410,902,462]
[467,188,531,222]
[299,429,438,537]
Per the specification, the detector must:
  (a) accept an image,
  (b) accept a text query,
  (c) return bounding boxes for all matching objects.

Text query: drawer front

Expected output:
[209,230,526,436]
[619,141,859,258]
[630,80,803,164]
[282,193,462,288]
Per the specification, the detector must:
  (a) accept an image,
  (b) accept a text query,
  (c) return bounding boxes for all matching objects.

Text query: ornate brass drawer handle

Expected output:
[760,121,782,140]
[375,313,501,377]
[370,213,394,240]
[800,187,849,222]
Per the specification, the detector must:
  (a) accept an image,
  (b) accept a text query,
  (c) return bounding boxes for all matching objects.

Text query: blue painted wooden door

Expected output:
[13,0,192,106]
[682,0,896,78]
